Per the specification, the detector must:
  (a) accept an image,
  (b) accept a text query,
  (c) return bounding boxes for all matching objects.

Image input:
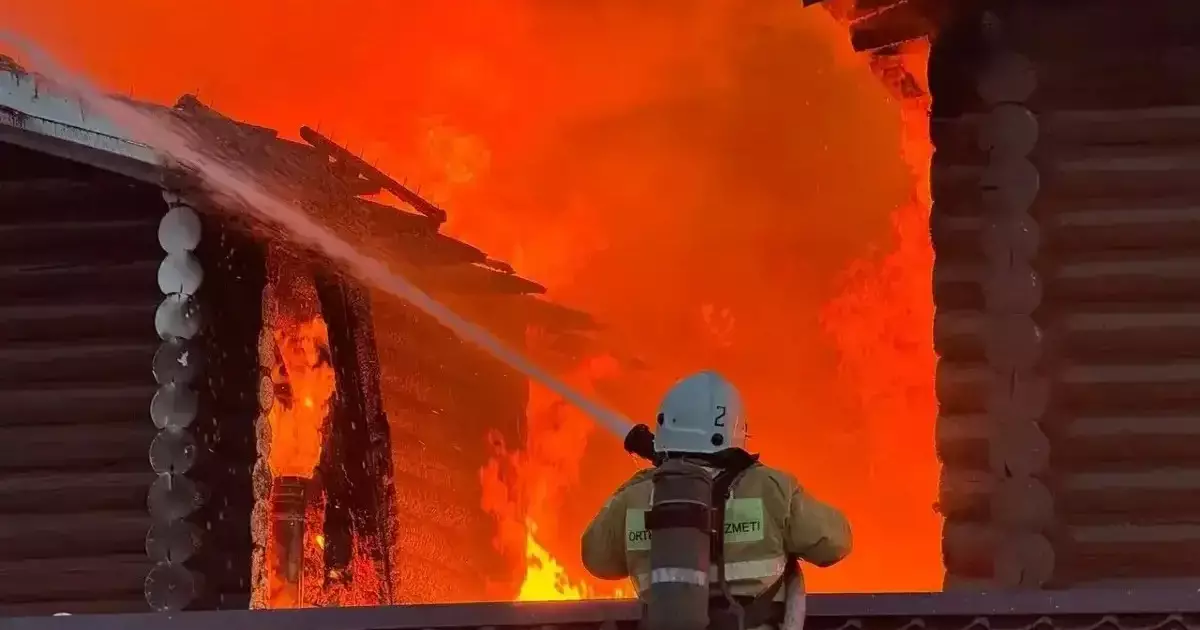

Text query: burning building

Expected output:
[2,0,1200,621]
[0,59,600,614]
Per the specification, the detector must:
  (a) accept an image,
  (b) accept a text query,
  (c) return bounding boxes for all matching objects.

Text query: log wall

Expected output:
[370,289,528,604]
[0,141,161,614]
[931,0,1200,589]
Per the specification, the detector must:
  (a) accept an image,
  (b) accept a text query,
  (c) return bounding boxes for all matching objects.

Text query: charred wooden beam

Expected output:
[299,126,447,225]
[849,0,951,52]
[415,264,547,296]
[314,267,397,603]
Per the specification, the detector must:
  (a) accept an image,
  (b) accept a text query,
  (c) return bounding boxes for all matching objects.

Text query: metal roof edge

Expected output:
[8,590,1200,630]
[0,70,162,184]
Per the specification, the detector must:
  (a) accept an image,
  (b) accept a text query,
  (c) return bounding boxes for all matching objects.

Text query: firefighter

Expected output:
[581,371,851,630]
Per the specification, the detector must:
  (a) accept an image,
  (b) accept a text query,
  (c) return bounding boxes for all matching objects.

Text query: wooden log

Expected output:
[1059,310,1200,361]
[0,342,155,387]
[1057,415,1200,470]
[933,202,1200,268]
[981,214,1040,265]
[146,520,202,564]
[933,310,984,362]
[1050,257,1200,304]
[1049,202,1200,254]
[934,362,989,415]
[0,260,159,306]
[157,252,204,296]
[149,429,198,475]
[150,382,199,432]
[1004,0,1200,55]
[1059,361,1200,411]
[154,293,202,340]
[991,476,1054,531]
[1045,145,1200,201]
[0,303,154,345]
[988,421,1050,478]
[0,511,147,561]
[0,471,151,514]
[0,179,164,226]
[982,314,1042,372]
[153,339,204,385]
[986,370,1049,425]
[932,262,984,311]
[994,533,1055,588]
[933,146,1200,210]
[937,466,992,520]
[1026,47,1200,111]
[940,468,1200,526]
[930,214,983,263]
[0,598,147,616]
[977,52,1037,107]
[158,205,202,255]
[147,473,203,522]
[942,518,998,578]
[980,158,1040,217]
[0,220,160,268]
[944,411,1200,472]
[1059,524,1200,583]
[932,107,1200,161]
[144,561,201,612]
[934,309,1200,364]
[1059,469,1200,523]
[0,384,154,427]
[0,554,148,603]
[0,423,153,472]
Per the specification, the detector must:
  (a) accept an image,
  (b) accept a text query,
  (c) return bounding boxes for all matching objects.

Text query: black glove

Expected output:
[624,424,656,462]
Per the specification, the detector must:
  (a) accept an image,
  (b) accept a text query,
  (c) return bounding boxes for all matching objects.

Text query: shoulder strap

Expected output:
[710,452,760,617]
[740,557,797,629]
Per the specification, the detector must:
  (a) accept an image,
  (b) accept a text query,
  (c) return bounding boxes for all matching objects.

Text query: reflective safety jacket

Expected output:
[580,463,851,599]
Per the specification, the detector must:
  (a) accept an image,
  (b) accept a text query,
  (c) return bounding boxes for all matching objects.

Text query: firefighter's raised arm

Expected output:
[582,469,652,580]
[784,484,852,567]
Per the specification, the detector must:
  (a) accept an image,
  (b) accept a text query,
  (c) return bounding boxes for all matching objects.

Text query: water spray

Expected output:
[0,32,635,440]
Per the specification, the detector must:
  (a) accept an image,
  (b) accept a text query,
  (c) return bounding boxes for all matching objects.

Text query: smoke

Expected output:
[0,30,635,441]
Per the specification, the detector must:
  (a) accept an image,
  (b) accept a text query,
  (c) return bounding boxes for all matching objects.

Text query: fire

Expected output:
[10,0,943,599]
[265,316,336,479]
[516,521,587,601]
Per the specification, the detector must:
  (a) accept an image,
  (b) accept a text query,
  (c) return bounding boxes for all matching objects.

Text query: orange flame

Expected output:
[10,1,944,599]
[266,317,337,479]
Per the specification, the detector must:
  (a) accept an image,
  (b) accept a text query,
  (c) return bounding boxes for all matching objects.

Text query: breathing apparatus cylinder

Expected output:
[644,458,714,630]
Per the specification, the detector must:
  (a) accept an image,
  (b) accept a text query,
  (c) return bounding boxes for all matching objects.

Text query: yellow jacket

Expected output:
[581,462,851,598]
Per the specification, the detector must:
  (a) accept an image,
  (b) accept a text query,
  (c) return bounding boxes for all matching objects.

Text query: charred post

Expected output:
[313,267,397,601]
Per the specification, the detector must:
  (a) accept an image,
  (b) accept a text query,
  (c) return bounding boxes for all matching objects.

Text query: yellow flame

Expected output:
[516,520,630,602]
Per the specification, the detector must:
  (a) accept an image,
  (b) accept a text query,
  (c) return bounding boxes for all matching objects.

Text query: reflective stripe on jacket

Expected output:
[580,462,852,599]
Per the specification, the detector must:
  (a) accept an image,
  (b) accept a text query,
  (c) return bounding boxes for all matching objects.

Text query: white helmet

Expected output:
[654,370,747,454]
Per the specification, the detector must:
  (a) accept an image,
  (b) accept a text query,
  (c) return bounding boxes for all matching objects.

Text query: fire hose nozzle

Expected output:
[624,423,656,462]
